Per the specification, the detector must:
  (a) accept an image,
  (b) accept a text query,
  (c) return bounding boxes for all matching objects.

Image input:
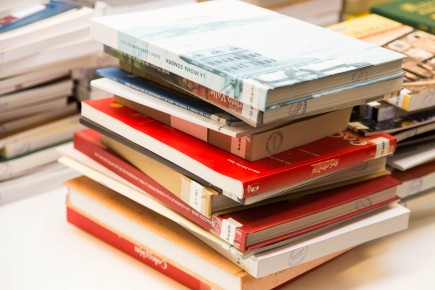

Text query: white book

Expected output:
[387,140,435,171]
[0,161,80,205]
[0,0,48,18]
[0,37,102,79]
[89,0,404,112]
[0,102,78,135]
[0,97,69,123]
[0,78,73,112]
[0,25,90,64]
[0,6,93,49]
[0,115,83,159]
[0,143,64,181]
[59,151,410,278]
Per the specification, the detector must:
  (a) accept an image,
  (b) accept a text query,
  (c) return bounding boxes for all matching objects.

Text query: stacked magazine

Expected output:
[58,1,411,289]
[0,0,115,203]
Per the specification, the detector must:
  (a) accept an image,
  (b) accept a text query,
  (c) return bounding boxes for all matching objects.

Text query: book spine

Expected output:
[105,45,262,126]
[66,206,213,290]
[386,88,428,111]
[240,132,397,198]
[73,130,214,230]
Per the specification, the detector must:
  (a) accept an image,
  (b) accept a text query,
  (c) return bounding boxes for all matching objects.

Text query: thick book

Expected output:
[328,14,435,112]
[59,144,400,253]
[371,0,435,34]
[81,97,397,201]
[91,70,351,159]
[90,0,405,113]
[65,179,352,290]
[64,174,410,279]
[105,45,404,127]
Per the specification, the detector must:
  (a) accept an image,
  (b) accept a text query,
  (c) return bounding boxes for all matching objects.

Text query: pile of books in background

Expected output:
[0,0,117,203]
[58,1,413,289]
[328,6,435,212]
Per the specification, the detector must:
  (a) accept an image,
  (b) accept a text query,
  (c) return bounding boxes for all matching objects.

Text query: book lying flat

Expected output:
[328,14,435,112]
[65,185,351,290]
[59,143,400,253]
[64,175,410,279]
[392,160,435,199]
[81,97,397,202]
[104,45,403,127]
[71,129,391,218]
[90,0,404,113]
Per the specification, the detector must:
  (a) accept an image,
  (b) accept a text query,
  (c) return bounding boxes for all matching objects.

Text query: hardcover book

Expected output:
[391,160,435,198]
[104,44,404,127]
[60,137,400,253]
[328,14,435,112]
[90,0,405,112]
[80,97,397,202]
[63,174,410,278]
[371,0,435,34]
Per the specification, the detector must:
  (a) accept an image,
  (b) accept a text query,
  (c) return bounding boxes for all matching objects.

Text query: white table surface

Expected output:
[1,184,434,290]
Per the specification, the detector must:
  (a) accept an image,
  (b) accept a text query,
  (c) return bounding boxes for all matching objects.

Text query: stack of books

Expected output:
[328,13,435,203]
[0,0,115,203]
[59,1,411,289]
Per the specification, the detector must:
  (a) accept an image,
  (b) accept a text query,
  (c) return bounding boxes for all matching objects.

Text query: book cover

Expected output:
[210,175,400,251]
[65,178,352,289]
[95,66,243,127]
[60,142,399,253]
[90,0,404,111]
[115,94,351,160]
[81,97,397,201]
[105,43,404,127]
[328,14,435,112]
[64,175,410,279]
[371,0,435,34]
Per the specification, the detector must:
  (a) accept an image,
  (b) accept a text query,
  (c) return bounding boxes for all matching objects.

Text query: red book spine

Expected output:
[66,206,212,290]
[73,129,213,231]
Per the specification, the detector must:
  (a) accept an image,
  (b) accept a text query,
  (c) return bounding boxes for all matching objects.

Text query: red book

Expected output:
[71,128,399,252]
[81,97,397,201]
[66,207,209,290]
[73,128,213,230]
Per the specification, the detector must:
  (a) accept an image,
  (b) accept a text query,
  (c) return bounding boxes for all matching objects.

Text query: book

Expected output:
[0,0,80,33]
[0,102,78,135]
[392,160,435,198]
[106,45,404,127]
[0,141,66,181]
[0,4,93,49]
[59,141,400,253]
[64,174,410,279]
[90,0,405,113]
[80,96,397,202]
[65,181,352,290]
[0,114,82,158]
[371,0,435,34]
[95,66,244,127]
[91,67,352,157]
[0,161,79,205]
[328,14,435,112]
[0,78,73,112]
[71,128,391,218]
[358,101,409,122]
[387,138,435,171]
[348,107,435,137]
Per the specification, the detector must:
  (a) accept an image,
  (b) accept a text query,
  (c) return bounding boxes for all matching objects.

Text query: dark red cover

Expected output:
[212,176,400,251]
[66,206,211,290]
[81,97,397,200]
